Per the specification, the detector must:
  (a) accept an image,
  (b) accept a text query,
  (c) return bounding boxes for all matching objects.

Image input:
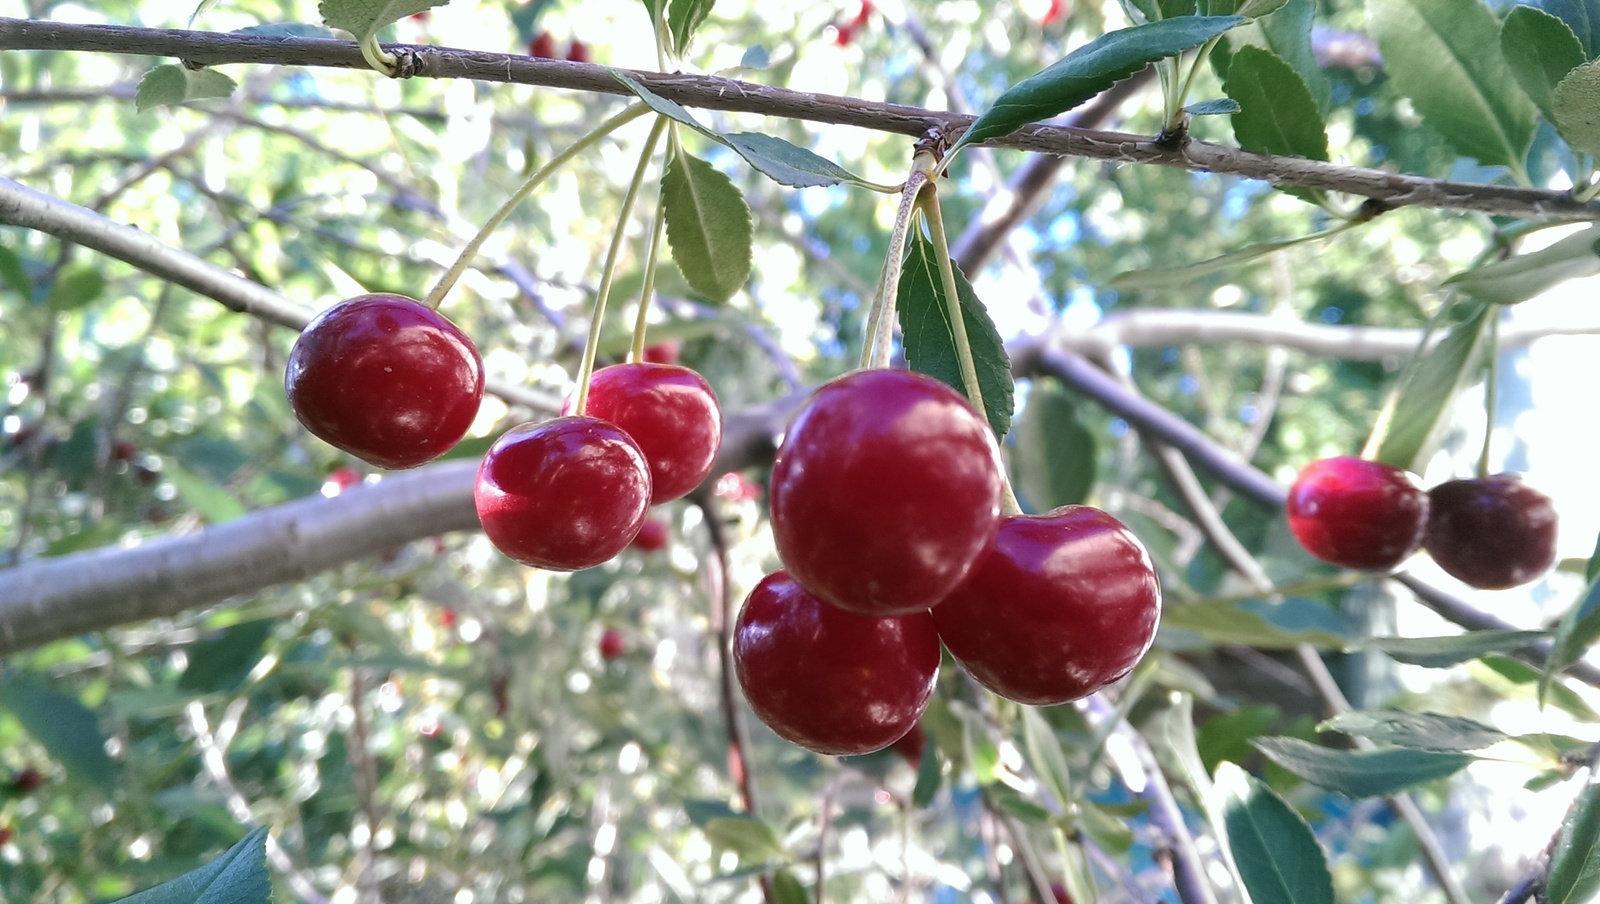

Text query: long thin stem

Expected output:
[629,194,669,364]
[861,168,929,370]
[919,187,985,409]
[1168,37,1222,133]
[1479,310,1500,479]
[421,102,650,313]
[570,115,669,416]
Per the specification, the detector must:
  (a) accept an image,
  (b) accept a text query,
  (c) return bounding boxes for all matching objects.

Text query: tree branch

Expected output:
[3,18,1597,220]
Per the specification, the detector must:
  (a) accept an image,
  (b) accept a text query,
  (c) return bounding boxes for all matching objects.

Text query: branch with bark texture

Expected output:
[3,17,1597,220]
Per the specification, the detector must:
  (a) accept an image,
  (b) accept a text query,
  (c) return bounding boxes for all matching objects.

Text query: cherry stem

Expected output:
[629,191,669,364]
[1167,37,1222,134]
[356,35,398,76]
[860,165,930,371]
[1479,311,1500,480]
[571,114,669,417]
[421,102,651,313]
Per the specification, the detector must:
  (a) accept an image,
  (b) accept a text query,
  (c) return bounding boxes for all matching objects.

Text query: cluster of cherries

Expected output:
[1286,456,1559,589]
[734,368,1163,756]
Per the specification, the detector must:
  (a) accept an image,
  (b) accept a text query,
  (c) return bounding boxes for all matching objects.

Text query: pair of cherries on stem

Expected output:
[284,294,718,570]
[734,369,1163,757]
[1286,456,1558,589]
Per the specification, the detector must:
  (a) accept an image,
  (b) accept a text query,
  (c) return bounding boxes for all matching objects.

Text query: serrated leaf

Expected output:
[1252,737,1475,797]
[319,0,440,42]
[1185,97,1241,115]
[1318,710,1508,751]
[769,869,808,904]
[703,817,781,863]
[1366,301,1490,471]
[179,620,275,694]
[0,677,117,796]
[661,152,751,304]
[1367,0,1537,170]
[1554,59,1600,155]
[1215,763,1335,904]
[1222,45,1328,203]
[0,245,30,299]
[667,0,715,55]
[134,64,237,112]
[1013,379,1096,511]
[1444,225,1600,305]
[115,826,270,904]
[1502,6,1587,125]
[1364,629,1548,667]
[1543,568,1600,704]
[896,234,1014,438]
[1259,0,1328,113]
[951,15,1246,156]
[1541,0,1600,57]
[610,72,876,188]
[1160,597,1349,650]
[45,263,104,312]
[1548,783,1600,904]
[1480,655,1600,723]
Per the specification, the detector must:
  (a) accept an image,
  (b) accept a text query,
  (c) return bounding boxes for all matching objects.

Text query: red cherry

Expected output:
[110,439,138,463]
[569,363,721,505]
[933,506,1160,705]
[285,294,484,470]
[734,571,940,755]
[630,518,669,552]
[769,368,1003,616]
[1285,456,1428,571]
[474,416,651,571]
[641,341,680,365]
[321,466,362,497]
[529,32,557,59]
[0,826,11,845]
[713,471,763,502]
[10,767,44,794]
[1424,474,1558,589]
[1041,0,1067,25]
[889,722,925,766]
[598,627,626,660]
[566,39,590,63]
[438,607,458,628]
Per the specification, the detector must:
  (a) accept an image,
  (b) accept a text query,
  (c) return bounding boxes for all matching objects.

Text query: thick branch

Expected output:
[3,18,1597,220]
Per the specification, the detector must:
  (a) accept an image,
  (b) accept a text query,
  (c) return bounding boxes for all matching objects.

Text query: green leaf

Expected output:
[1258,0,1328,113]
[1366,0,1537,170]
[1020,707,1074,807]
[115,826,270,904]
[179,620,275,694]
[896,233,1015,439]
[1548,783,1600,904]
[134,64,237,112]
[1318,710,1508,751]
[1543,568,1600,704]
[667,0,715,55]
[1252,737,1475,797]
[769,869,808,904]
[703,817,782,863]
[164,460,248,523]
[1444,225,1600,305]
[1013,379,1096,511]
[661,152,751,304]
[45,263,105,313]
[1502,6,1587,125]
[1215,763,1335,904]
[1554,59,1600,155]
[1222,46,1328,203]
[950,15,1246,156]
[319,0,441,42]
[1363,629,1549,668]
[0,244,30,299]
[1162,0,1198,17]
[610,72,877,188]
[1109,225,1339,289]
[911,728,942,807]
[1367,301,1491,471]
[1160,598,1349,650]
[1185,97,1241,115]
[1480,654,1600,723]
[1587,531,1600,582]
[0,676,117,796]
[1541,0,1600,57]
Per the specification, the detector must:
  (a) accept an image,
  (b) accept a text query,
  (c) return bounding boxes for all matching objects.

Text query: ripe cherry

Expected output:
[570,363,721,505]
[641,341,680,365]
[528,32,557,59]
[598,627,626,661]
[769,368,1003,616]
[321,466,362,497]
[1425,474,1557,589]
[630,518,669,552]
[932,506,1161,705]
[474,416,651,571]
[734,571,940,756]
[1285,456,1428,571]
[566,39,590,63]
[889,722,925,766]
[9,767,44,794]
[285,294,483,470]
[0,827,11,846]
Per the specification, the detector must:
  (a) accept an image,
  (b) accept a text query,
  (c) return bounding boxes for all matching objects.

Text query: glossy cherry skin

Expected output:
[1425,474,1558,589]
[630,518,669,552]
[1285,456,1428,571]
[569,363,721,505]
[734,571,940,756]
[769,368,1004,616]
[932,506,1161,705]
[285,294,484,470]
[474,416,651,571]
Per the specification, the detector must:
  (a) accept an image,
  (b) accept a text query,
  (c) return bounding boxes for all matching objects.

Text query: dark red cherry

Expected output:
[1425,474,1558,589]
[889,722,925,766]
[769,368,1003,616]
[734,571,940,756]
[9,768,44,794]
[528,32,557,59]
[1285,456,1428,571]
[641,341,680,365]
[598,627,626,661]
[565,39,590,63]
[285,294,483,470]
[932,506,1161,705]
[474,416,651,571]
[630,518,669,552]
[569,363,721,505]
